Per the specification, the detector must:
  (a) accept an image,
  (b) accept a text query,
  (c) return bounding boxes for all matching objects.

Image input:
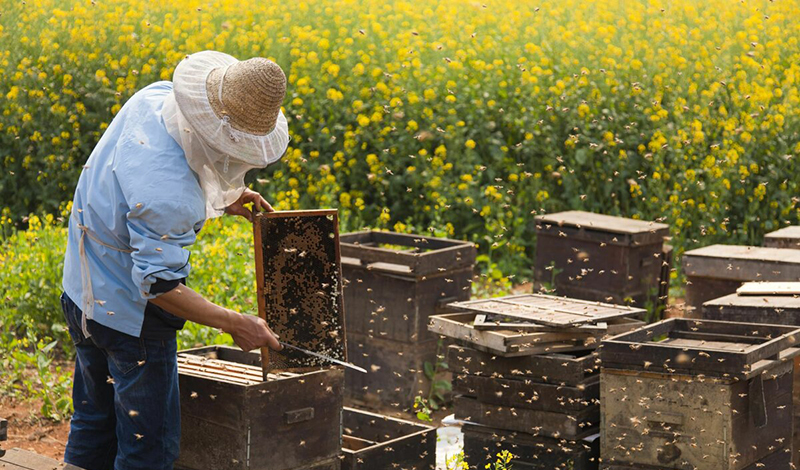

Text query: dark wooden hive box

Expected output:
[341,407,436,470]
[175,346,344,470]
[178,210,348,470]
[681,244,800,316]
[450,345,602,440]
[600,318,800,470]
[340,230,474,410]
[340,230,476,343]
[345,333,440,412]
[448,344,600,386]
[533,211,669,314]
[462,424,599,470]
[703,290,800,469]
[765,226,800,249]
[0,449,86,470]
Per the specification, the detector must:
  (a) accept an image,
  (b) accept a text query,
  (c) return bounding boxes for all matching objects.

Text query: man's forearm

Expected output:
[150,284,237,333]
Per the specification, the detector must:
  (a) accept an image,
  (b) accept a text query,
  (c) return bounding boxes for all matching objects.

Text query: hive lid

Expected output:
[254,210,346,370]
[448,294,643,327]
[682,244,800,280]
[737,282,800,296]
[534,211,668,245]
[765,226,800,240]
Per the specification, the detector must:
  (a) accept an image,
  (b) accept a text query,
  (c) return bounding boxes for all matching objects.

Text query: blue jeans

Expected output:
[61,293,180,470]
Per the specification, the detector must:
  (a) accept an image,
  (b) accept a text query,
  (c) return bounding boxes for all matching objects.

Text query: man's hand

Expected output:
[225,188,274,222]
[229,313,283,352]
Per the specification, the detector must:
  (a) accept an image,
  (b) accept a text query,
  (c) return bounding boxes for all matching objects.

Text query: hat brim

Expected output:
[172,51,289,166]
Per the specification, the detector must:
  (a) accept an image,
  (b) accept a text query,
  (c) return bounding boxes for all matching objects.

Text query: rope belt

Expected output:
[76,220,134,338]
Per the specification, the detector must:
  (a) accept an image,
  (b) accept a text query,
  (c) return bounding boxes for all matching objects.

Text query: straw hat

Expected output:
[206,58,286,135]
[171,51,290,166]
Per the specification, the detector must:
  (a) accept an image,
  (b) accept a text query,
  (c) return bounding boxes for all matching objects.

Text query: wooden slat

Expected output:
[0,449,85,470]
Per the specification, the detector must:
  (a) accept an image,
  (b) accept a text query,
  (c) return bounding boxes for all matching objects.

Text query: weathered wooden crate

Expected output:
[765,226,800,249]
[454,373,598,412]
[341,407,436,470]
[176,346,344,470]
[340,230,476,343]
[448,344,600,386]
[463,424,599,470]
[0,449,86,470]
[455,396,598,439]
[601,367,794,470]
[703,289,800,469]
[533,211,669,312]
[345,332,440,411]
[430,295,644,357]
[600,318,800,470]
[682,244,800,316]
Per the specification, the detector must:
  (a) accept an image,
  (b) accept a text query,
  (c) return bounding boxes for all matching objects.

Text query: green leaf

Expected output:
[423,361,435,380]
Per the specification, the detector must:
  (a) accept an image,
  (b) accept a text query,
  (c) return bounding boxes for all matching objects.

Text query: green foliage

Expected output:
[3,0,800,280]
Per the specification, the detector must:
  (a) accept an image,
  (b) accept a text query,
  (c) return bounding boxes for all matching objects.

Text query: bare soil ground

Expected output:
[1,396,70,460]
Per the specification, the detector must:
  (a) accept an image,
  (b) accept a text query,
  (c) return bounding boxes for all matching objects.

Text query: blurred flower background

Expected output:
[2,0,800,419]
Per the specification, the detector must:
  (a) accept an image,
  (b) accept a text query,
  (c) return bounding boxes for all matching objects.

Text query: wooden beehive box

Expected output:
[430,295,645,357]
[450,345,602,440]
[0,449,86,470]
[448,344,600,385]
[176,346,344,470]
[703,285,800,469]
[344,333,438,412]
[339,230,475,409]
[682,244,800,316]
[765,226,800,249]
[600,318,800,470]
[341,407,436,470]
[462,424,599,470]
[178,210,347,470]
[533,211,669,313]
[340,230,476,343]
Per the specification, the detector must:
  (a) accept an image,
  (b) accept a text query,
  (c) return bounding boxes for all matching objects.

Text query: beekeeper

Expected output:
[60,51,286,470]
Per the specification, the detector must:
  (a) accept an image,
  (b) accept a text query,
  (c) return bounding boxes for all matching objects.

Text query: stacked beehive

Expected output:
[340,231,476,411]
[177,211,347,470]
[681,244,800,315]
[430,294,645,469]
[600,318,800,470]
[704,282,800,469]
[534,211,671,315]
[765,226,800,249]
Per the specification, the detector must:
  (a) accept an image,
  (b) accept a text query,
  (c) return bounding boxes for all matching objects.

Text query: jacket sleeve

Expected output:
[126,198,201,299]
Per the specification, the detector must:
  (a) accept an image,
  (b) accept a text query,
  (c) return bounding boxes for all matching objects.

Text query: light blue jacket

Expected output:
[62,81,205,338]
